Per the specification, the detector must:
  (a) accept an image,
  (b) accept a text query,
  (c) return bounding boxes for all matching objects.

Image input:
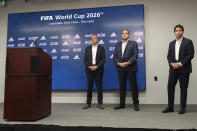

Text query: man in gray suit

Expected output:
[113,29,139,111]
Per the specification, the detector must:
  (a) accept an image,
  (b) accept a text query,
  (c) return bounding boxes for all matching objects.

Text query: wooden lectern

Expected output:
[4,47,52,121]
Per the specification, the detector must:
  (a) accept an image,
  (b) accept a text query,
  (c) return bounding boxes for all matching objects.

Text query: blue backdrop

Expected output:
[7,5,146,90]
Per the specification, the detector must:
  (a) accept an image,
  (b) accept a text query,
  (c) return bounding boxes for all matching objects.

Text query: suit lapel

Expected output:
[96,46,100,62]
[178,37,184,57]
[172,40,176,60]
[119,42,122,58]
[119,42,122,56]
[90,46,92,63]
[123,42,129,58]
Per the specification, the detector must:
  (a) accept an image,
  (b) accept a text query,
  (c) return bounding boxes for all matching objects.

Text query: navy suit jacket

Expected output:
[84,45,105,72]
[167,37,194,73]
[113,40,138,71]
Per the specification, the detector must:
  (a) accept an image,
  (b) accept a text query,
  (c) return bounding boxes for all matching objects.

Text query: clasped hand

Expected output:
[171,62,181,69]
[88,66,98,71]
[117,62,131,67]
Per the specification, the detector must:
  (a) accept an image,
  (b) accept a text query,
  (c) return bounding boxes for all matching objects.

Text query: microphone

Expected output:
[32,37,39,47]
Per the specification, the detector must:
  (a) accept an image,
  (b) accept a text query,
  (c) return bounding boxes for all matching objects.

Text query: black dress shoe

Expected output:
[114,105,125,109]
[178,108,186,114]
[162,107,174,113]
[134,105,140,111]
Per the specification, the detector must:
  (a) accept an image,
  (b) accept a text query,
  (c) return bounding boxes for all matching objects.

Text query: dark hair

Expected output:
[91,34,98,38]
[122,29,130,34]
[174,24,184,32]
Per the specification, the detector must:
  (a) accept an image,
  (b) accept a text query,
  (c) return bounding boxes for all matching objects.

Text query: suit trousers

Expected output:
[118,70,139,106]
[167,69,190,109]
[86,71,103,105]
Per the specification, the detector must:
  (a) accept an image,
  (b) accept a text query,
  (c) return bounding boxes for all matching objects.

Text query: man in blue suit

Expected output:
[82,34,105,109]
[113,29,139,111]
[162,25,194,114]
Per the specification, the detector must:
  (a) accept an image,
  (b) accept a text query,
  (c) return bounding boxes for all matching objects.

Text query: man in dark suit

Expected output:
[82,34,105,109]
[113,29,139,111]
[162,24,194,114]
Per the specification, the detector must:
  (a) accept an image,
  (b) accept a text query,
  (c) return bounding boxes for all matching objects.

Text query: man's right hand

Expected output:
[171,63,181,69]
[88,66,98,71]
[117,62,129,67]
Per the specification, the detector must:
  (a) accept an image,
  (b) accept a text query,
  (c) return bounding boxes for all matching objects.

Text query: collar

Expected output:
[176,36,183,42]
[122,40,129,44]
[92,44,98,47]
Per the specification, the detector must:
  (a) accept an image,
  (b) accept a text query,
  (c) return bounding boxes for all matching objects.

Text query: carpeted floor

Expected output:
[0,103,197,130]
[1,124,196,131]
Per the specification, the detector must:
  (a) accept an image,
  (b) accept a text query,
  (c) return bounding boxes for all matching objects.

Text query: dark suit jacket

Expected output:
[113,40,138,71]
[167,37,194,73]
[84,45,105,72]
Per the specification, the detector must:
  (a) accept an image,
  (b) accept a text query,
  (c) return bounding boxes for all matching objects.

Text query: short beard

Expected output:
[122,38,128,41]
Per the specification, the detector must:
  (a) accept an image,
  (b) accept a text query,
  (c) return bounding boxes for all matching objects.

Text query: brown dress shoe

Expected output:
[99,104,105,109]
[82,104,91,109]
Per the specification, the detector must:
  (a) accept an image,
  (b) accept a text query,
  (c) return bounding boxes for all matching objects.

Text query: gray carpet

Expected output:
[0,103,197,129]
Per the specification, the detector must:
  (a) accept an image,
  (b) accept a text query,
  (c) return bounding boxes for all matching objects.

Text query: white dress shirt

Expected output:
[175,37,183,61]
[121,41,128,57]
[92,44,98,65]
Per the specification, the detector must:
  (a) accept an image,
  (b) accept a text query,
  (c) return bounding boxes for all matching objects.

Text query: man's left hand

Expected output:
[91,66,98,71]
[122,62,131,67]
[172,63,181,69]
